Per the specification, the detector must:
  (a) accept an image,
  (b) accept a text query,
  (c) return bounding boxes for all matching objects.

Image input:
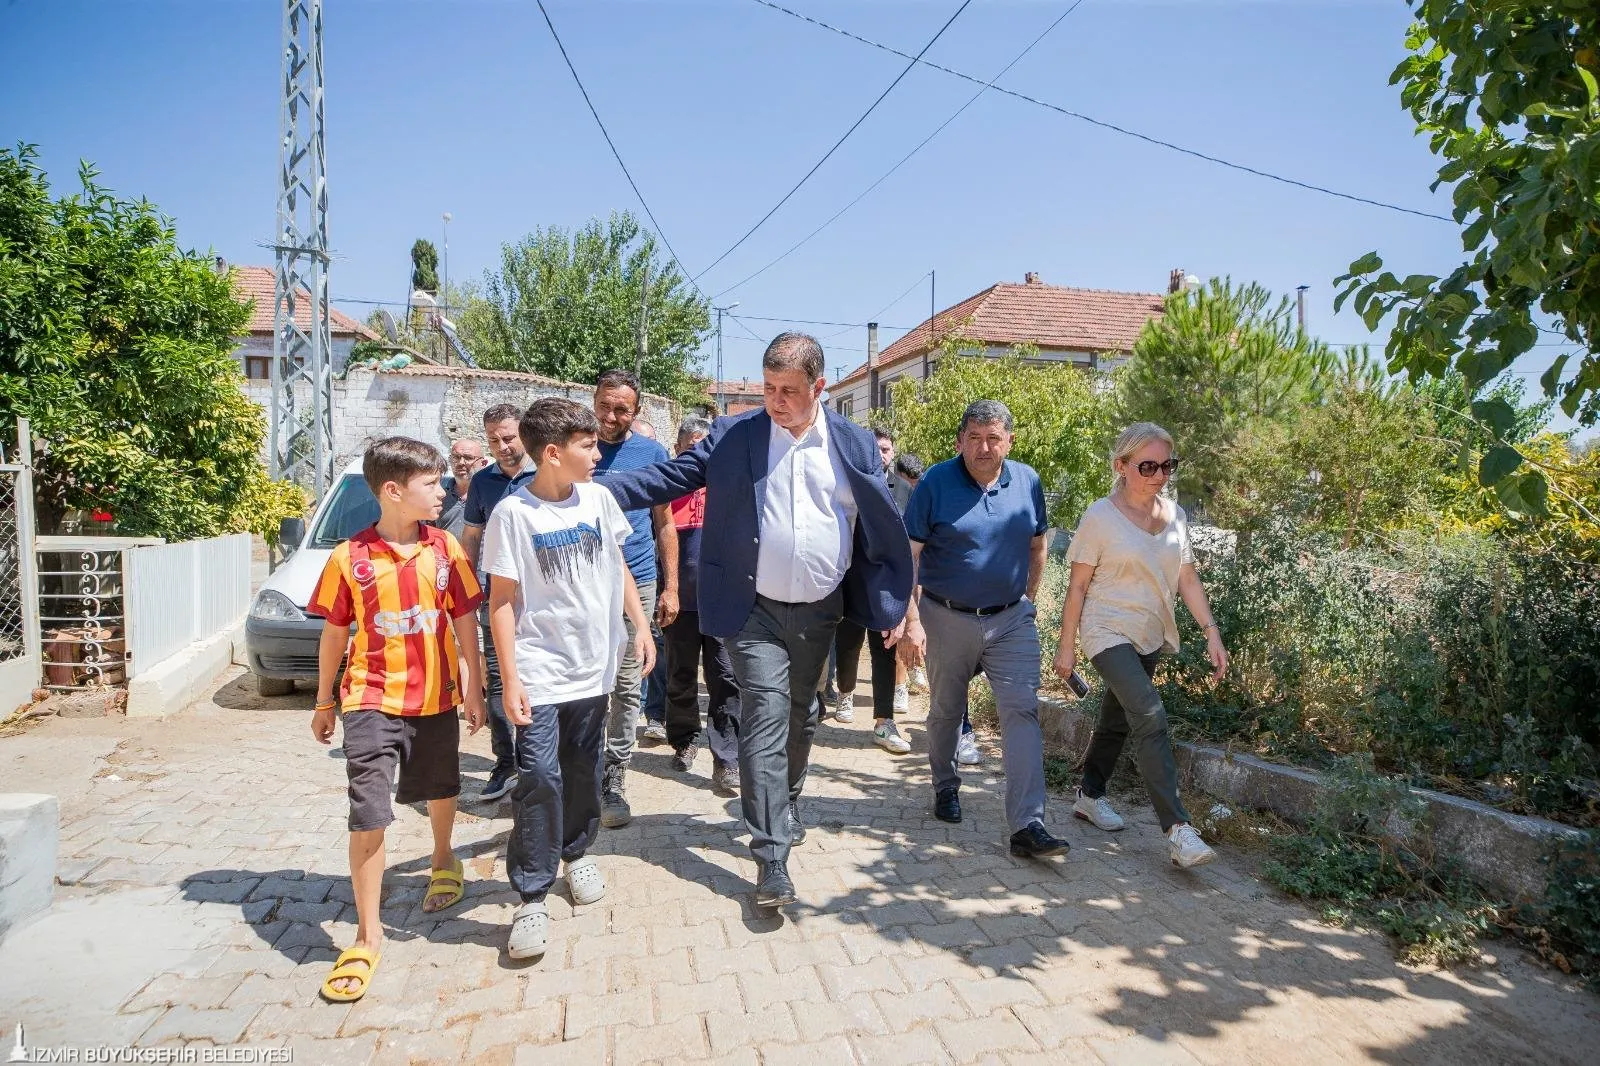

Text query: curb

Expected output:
[1040,696,1586,902]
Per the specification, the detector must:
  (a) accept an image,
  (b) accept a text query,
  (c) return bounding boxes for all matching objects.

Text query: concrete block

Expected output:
[126,621,243,719]
[0,794,59,944]
[1040,697,1584,902]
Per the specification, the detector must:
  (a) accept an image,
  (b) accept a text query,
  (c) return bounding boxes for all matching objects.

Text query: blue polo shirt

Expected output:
[463,461,534,528]
[903,457,1048,608]
[594,432,669,584]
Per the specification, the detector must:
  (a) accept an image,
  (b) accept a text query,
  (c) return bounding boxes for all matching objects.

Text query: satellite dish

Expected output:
[377,308,400,343]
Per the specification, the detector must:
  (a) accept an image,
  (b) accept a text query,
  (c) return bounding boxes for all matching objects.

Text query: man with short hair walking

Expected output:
[461,404,536,803]
[601,333,912,907]
[590,370,677,827]
[890,400,1070,859]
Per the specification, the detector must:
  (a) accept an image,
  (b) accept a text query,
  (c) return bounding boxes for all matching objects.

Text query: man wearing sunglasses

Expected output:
[888,399,1070,860]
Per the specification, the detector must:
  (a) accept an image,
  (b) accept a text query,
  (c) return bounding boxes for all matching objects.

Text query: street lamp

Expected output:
[441,212,452,313]
[713,302,739,414]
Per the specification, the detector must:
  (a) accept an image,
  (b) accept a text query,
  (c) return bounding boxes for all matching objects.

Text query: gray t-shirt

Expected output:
[1067,496,1194,660]
[435,478,469,541]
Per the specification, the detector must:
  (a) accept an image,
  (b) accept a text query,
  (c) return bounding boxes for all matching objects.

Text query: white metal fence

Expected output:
[0,462,39,710]
[124,533,251,678]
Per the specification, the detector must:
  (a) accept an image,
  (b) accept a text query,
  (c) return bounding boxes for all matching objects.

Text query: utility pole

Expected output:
[712,301,739,414]
[1296,285,1309,332]
[442,212,452,312]
[922,269,935,382]
[271,0,332,500]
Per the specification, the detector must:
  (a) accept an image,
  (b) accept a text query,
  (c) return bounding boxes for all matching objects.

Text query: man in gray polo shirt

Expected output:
[890,399,1070,859]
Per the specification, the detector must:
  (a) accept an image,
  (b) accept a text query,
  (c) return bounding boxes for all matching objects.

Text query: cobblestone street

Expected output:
[3,667,1597,1065]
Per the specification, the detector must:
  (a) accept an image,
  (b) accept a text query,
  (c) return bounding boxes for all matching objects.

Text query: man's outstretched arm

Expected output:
[602,420,721,510]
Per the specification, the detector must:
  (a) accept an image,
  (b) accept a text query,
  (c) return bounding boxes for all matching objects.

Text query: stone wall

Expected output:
[242,365,681,472]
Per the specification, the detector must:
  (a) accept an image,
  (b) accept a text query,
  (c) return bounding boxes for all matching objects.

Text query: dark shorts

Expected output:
[341,708,462,831]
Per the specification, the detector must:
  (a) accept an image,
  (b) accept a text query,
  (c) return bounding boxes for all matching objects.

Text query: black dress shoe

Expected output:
[934,786,962,824]
[754,860,796,908]
[1009,821,1071,859]
[787,801,807,845]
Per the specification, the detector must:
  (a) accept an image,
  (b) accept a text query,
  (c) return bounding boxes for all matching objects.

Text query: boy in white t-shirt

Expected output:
[482,398,655,960]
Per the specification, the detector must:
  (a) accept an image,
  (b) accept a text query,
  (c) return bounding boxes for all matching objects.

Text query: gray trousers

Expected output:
[725,590,841,864]
[606,579,657,770]
[922,597,1047,832]
[1081,643,1190,831]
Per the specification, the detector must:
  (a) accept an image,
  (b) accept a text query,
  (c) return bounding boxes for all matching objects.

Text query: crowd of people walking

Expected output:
[304,330,1229,1001]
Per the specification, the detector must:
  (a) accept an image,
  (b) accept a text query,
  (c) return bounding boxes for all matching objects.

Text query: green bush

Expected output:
[886,347,1112,529]
[1517,830,1600,988]
[229,471,308,546]
[1262,756,1500,968]
[1152,518,1600,823]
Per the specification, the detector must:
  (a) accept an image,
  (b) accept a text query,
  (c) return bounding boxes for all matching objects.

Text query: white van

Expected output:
[244,458,377,695]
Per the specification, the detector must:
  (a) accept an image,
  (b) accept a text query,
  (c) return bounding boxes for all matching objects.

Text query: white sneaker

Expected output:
[893,683,910,712]
[832,691,855,724]
[956,731,982,766]
[507,900,548,959]
[642,722,667,744]
[908,666,929,694]
[566,856,607,906]
[1073,787,1125,832]
[1168,824,1216,869]
[873,720,911,755]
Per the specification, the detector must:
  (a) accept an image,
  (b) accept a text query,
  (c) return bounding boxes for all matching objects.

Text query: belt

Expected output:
[923,593,1021,617]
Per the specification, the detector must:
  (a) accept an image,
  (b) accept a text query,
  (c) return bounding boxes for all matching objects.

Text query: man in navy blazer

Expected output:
[603,332,913,907]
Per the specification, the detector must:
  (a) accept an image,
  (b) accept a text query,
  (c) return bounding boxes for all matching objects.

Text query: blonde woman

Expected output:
[1052,423,1228,869]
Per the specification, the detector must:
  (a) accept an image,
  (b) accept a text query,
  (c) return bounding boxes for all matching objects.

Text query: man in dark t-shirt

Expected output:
[589,370,677,828]
[460,405,534,803]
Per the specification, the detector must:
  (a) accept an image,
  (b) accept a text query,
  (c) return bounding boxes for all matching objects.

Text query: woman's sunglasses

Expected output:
[1132,458,1180,478]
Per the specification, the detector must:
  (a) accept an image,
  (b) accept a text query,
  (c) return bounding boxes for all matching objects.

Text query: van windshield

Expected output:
[308,474,380,548]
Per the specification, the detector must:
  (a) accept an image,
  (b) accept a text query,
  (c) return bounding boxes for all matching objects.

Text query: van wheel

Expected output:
[257,675,296,697]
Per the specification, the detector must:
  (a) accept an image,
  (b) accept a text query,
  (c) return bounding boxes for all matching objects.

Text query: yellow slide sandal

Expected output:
[320,945,380,1003]
[423,858,465,913]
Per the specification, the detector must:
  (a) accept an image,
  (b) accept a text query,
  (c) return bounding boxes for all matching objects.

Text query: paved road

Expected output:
[2,667,1596,1064]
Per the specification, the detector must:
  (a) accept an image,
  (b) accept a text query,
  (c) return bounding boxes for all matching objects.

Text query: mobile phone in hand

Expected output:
[1067,671,1090,699]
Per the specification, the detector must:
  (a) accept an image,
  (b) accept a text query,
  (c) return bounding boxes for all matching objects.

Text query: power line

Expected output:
[817,271,937,341]
[731,313,917,330]
[693,0,976,283]
[536,0,704,295]
[713,1,1085,300]
[727,314,770,344]
[749,0,1452,224]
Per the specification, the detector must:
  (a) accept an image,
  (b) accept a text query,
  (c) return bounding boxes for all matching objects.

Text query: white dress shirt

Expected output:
[755,410,858,603]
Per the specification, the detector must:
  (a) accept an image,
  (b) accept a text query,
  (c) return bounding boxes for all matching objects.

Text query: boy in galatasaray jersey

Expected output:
[305,437,485,1005]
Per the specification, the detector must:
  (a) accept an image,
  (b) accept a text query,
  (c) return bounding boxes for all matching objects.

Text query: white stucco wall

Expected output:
[240,365,681,474]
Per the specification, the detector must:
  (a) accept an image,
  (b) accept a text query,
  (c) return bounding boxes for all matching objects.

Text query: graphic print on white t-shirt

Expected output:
[531,521,605,582]
[481,482,631,702]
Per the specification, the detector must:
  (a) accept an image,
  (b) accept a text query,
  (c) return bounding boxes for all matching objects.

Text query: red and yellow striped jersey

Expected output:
[307,524,483,717]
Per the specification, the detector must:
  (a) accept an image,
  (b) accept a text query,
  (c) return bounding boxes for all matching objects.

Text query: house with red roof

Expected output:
[829,271,1174,421]
[227,264,380,381]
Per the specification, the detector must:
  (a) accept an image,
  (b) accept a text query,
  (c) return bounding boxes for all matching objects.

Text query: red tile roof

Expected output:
[231,265,379,340]
[714,380,764,397]
[835,279,1166,386]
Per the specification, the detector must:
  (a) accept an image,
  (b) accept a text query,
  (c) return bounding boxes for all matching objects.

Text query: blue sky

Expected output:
[0,0,1583,435]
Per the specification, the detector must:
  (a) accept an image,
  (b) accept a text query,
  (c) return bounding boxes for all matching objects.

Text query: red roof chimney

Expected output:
[1024,271,1042,286]
[1169,268,1185,294]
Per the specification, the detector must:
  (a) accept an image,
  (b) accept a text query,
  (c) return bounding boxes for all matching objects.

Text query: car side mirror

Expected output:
[279,517,306,551]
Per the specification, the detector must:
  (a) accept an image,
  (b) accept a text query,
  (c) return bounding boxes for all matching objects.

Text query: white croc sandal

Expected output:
[566,856,607,906]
